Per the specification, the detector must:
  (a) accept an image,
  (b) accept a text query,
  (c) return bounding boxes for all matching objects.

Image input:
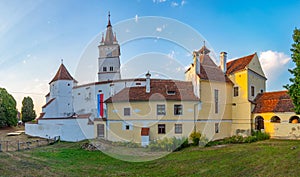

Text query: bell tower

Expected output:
[98,12,121,82]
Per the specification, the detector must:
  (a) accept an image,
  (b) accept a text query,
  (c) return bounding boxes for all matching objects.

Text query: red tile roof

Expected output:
[226,53,256,75]
[49,64,76,84]
[253,91,294,113]
[42,98,55,108]
[105,79,199,103]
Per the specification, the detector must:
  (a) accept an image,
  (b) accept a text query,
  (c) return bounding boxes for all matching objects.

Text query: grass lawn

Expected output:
[1,139,300,176]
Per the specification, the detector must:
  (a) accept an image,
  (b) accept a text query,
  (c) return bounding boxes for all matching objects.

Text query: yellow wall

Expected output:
[252,113,300,138]
[105,100,199,142]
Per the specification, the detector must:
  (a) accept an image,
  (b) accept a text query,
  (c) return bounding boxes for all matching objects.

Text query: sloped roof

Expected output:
[198,55,232,83]
[226,53,256,75]
[253,91,294,113]
[105,79,199,103]
[42,98,55,108]
[49,64,75,84]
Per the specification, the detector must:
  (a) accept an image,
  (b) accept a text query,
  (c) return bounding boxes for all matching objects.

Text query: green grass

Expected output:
[1,139,300,176]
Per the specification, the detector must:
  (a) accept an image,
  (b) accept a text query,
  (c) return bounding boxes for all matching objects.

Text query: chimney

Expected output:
[195,54,200,75]
[109,83,115,96]
[220,52,227,74]
[145,71,151,93]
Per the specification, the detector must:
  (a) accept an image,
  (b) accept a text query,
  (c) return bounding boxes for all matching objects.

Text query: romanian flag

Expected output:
[97,94,104,118]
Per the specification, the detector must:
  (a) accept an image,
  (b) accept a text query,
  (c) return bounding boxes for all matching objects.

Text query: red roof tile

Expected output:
[226,53,256,75]
[49,64,75,84]
[253,91,294,113]
[105,79,199,103]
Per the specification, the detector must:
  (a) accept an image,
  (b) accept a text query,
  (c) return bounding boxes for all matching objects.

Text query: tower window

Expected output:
[251,86,255,97]
[215,89,219,114]
[103,67,107,72]
[110,66,113,71]
[233,87,239,97]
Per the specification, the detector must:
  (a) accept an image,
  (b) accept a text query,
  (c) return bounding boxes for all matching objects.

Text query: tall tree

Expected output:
[284,28,300,114]
[0,88,18,127]
[21,96,36,122]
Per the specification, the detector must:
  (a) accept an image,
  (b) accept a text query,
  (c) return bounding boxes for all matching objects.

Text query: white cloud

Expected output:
[167,50,175,58]
[156,27,162,32]
[153,0,167,3]
[171,2,179,7]
[259,50,291,82]
[181,0,187,6]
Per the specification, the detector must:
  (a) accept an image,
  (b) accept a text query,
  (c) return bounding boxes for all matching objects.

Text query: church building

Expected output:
[25,13,300,143]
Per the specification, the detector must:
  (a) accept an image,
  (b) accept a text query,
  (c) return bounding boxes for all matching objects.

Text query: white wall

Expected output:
[25,118,94,142]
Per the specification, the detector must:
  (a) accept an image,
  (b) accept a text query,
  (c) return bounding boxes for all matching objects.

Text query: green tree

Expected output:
[284,28,300,114]
[0,88,18,127]
[21,96,36,122]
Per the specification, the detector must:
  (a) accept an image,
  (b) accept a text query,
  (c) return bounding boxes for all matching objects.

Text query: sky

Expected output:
[0,0,299,115]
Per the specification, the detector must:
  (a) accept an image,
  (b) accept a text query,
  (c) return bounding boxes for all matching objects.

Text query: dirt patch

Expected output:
[0,126,52,152]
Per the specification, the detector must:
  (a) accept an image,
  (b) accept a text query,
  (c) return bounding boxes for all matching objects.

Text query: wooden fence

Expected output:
[0,136,60,152]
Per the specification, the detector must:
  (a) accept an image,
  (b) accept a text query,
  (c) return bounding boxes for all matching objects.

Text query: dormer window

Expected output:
[110,66,113,71]
[167,91,176,95]
[103,67,107,72]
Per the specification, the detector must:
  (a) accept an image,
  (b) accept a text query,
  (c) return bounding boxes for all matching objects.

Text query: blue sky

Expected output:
[0,0,299,114]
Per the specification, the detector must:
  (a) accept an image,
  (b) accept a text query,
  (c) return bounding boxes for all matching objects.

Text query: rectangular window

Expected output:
[157,104,166,115]
[174,104,183,115]
[103,67,107,72]
[215,123,219,133]
[158,124,166,134]
[125,125,130,130]
[124,108,130,116]
[234,87,239,97]
[110,66,113,71]
[175,124,182,134]
[214,89,219,114]
[251,86,255,97]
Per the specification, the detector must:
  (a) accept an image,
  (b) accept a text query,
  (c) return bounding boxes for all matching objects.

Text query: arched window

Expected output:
[270,116,281,123]
[255,116,264,130]
[289,116,300,124]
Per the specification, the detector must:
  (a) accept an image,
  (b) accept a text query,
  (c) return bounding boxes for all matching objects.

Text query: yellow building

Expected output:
[252,91,300,139]
[95,77,199,146]
[95,44,299,145]
[226,53,267,135]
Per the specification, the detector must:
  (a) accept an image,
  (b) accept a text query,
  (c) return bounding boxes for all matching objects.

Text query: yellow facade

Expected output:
[252,113,300,139]
[103,101,199,143]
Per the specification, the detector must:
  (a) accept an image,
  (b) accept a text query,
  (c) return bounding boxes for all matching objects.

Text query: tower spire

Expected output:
[107,11,111,27]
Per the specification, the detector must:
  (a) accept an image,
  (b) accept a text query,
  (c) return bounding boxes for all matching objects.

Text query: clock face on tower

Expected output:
[106,48,112,57]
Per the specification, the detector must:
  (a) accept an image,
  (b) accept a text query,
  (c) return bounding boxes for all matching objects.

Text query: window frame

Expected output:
[174,104,183,115]
[233,86,239,97]
[157,104,166,115]
[175,124,182,134]
[103,66,107,72]
[215,123,219,133]
[214,89,219,114]
[124,107,130,116]
[109,66,114,71]
[158,124,166,134]
[251,86,255,97]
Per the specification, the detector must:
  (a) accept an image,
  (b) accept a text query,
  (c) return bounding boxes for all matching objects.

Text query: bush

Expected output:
[189,131,201,146]
[148,137,188,152]
[252,131,270,141]
[206,131,270,147]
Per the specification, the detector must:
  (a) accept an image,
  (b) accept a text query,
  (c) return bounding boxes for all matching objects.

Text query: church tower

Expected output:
[98,12,121,82]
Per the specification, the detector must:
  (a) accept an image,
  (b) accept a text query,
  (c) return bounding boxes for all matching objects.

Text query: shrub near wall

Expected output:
[206,131,270,147]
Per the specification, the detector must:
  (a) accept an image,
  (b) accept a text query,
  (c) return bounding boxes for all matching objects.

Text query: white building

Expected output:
[25,13,149,141]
